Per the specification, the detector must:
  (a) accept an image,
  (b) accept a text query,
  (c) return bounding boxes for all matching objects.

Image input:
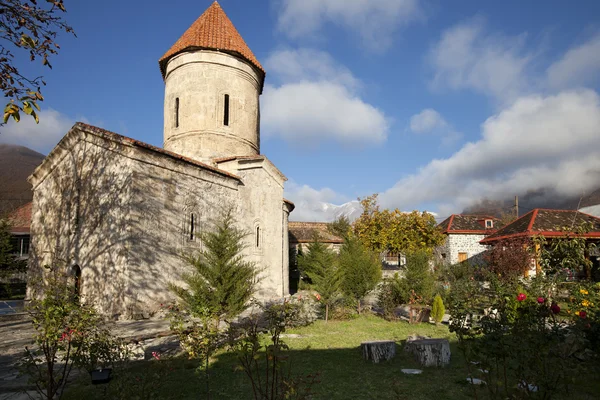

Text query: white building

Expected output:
[435,215,497,265]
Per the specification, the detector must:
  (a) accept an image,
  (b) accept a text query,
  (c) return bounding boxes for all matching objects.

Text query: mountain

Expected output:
[289,200,363,222]
[0,144,45,214]
[462,186,600,217]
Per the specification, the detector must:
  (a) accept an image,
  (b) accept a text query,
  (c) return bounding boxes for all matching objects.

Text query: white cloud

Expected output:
[410,108,448,133]
[409,108,462,145]
[262,49,389,145]
[284,180,351,222]
[379,90,600,213]
[276,0,421,51]
[547,34,600,89]
[265,49,360,89]
[429,17,533,104]
[0,109,74,154]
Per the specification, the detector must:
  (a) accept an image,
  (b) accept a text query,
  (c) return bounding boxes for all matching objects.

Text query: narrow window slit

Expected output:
[224,94,230,126]
[175,97,180,128]
[190,213,195,241]
[256,226,260,248]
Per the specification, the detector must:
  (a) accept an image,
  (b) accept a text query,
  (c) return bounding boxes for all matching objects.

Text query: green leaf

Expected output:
[23,102,33,115]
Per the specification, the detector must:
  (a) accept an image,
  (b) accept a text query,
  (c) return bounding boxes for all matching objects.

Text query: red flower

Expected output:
[579,311,587,319]
[315,293,321,301]
[517,293,527,302]
[537,297,545,304]
[152,351,161,360]
[550,303,561,314]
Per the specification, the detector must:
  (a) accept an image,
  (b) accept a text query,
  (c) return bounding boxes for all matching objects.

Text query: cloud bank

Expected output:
[262,48,389,146]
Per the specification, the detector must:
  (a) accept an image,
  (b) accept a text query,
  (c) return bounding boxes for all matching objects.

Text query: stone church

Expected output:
[27,1,294,319]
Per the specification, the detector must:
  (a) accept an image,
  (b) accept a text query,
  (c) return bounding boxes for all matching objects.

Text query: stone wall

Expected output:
[28,126,290,319]
[28,130,134,318]
[435,234,490,265]
[163,51,261,164]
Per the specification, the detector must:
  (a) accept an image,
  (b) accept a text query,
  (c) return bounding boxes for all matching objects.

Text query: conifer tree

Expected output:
[170,208,258,327]
[431,294,445,325]
[338,235,381,314]
[404,250,435,303]
[297,233,341,322]
[0,218,14,271]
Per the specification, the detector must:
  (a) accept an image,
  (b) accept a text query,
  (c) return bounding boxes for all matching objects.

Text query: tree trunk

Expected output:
[361,340,396,363]
[325,304,329,323]
[404,338,451,367]
[357,299,361,314]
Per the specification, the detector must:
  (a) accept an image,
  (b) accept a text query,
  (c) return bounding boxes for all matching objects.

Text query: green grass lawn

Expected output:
[65,315,477,400]
[63,314,599,399]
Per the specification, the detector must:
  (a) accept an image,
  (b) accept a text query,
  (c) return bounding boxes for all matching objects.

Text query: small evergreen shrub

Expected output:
[431,294,445,324]
[377,273,408,320]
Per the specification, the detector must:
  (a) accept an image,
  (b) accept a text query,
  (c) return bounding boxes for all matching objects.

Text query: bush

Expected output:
[22,268,124,400]
[448,274,597,399]
[377,273,408,320]
[431,294,445,324]
[403,250,435,304]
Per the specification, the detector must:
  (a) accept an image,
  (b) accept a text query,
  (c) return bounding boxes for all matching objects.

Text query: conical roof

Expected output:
[159,1,265,83]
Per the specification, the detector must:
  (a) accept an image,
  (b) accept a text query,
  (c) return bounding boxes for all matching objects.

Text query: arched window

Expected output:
[223,94,230,126]
[255,226,260,248]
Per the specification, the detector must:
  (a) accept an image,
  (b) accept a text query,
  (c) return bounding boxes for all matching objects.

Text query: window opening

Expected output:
[175,97,180,128]
[256,226,260,248]
[73,265,82,298]
[190,213,195,241]
[485,219,494,228]
[224,94,230,126]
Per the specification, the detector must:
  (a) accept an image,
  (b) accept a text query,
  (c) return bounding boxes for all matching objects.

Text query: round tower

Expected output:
[159,1,265,164]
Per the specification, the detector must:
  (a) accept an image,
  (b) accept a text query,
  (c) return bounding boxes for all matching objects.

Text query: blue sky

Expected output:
[2,0,600,221]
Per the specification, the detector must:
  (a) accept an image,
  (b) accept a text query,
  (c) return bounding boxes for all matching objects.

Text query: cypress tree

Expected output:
[338,235,382,314]
[170,208,258,326]
[297,233,341,322]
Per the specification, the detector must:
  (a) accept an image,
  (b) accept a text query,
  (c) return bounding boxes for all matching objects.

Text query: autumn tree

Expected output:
[353,194,445,255]
[338,235,381,314]
[0,0,75,126]
[485,237,532,281]
[535,223,597,280]
[297,233,341,322]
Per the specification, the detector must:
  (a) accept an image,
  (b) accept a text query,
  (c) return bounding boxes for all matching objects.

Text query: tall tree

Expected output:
[297,233,341,322]
[403,250,435,303]
[353,194,445,255]
[328,215,351,240]
[338,235,381,314]
[170,208,258,327]
[1,0,75,126]
[0,217,14,271]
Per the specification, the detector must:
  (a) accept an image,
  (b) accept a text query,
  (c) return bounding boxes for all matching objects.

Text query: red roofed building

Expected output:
[435,214,498,265]
[481,209,600,278]
[7,201,32,259]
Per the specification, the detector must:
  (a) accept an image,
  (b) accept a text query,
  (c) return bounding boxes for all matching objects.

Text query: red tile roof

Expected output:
[481,209,600,244]
[437,214,498,234]
[8,201,31,233]
[159,1,265,84]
